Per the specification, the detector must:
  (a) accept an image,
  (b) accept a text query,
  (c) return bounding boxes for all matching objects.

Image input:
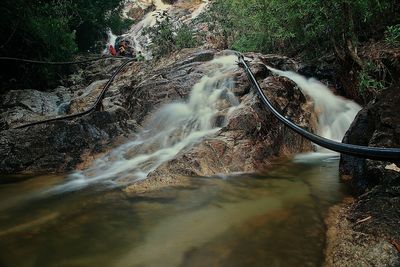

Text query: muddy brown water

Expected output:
[0,155,347,267]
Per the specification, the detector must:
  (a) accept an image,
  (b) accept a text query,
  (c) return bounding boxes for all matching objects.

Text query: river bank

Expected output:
[324,86,400,266]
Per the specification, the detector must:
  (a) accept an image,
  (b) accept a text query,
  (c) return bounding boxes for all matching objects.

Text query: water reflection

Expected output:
[0,158,346,267]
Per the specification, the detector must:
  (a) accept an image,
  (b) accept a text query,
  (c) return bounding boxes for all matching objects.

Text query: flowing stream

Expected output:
[49,55,239,194]
[0,158,347,267]
[268,67,362,142]
[0,67,357,266]
[107,0,210,58]
[123,0,171,59]
[0,40,363,266]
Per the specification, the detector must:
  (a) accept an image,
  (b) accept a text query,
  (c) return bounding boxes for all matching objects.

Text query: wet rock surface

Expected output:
[0,49,315,182]
[124,52,316,194]
[0,111,130,174]
[0,87,71,130]
[0,59,135,174]
[325,198,400,267]
[325,86,400,266]
[340,86,400,192]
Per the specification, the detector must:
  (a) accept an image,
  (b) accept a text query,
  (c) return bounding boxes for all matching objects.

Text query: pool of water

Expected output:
[0,156,347,267]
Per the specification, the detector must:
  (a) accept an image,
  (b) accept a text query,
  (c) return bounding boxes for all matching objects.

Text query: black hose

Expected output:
[13,59,136,129]
[238,54,400,162]
[0,56,130,65]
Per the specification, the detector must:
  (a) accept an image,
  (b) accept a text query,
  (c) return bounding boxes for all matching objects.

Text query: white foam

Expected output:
[103,29,118,55]
[268,66,361,141]
[268,66,362,154]
[49,55,239,193]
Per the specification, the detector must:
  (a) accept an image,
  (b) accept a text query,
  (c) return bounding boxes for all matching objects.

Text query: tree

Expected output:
[0,0,129,90]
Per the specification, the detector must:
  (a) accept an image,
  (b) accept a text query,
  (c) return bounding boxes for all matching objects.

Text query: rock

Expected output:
[0,59,135,175]
[0,110,132,174]
[123,49,216,125]
[0,49,316,182]
[124,52,316,194]
[325,86,400,266]
[245,53,299,71]
[69,80,107,113]
[324,198,400,267]
[0,88,71,127]
[340,86,400,193]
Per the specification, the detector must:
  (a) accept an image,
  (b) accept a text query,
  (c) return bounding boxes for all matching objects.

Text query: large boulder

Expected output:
[0,59,135,175]
[124,52,316,194]
[123,49,215,125]
[0,111,130,174]
[340,86,400,193]
[0,49,316,184]
[326,86,400,266]
[0,87,71,130]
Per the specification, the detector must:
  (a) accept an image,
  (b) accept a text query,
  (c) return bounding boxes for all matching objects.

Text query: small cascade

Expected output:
[123,0,171,59]
[103,29,118,55]
[120,0,210,59]
[267,67,362,154]
[49,55,239,193]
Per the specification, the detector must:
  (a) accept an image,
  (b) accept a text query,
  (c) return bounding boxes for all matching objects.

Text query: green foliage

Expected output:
[358,61,386,99]
[107,14,134,36]
[385,24,400,46]
[0,0,127,90]
[176,24,198,50]
[203,0,399,57]
[144,12,198,57]
[143,12,176,57]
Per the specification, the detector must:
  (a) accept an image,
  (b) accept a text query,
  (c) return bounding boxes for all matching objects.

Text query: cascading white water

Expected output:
[122,0,171,59]
[268,67,361,142]
[103,29,118,55]
[48,55,239,193]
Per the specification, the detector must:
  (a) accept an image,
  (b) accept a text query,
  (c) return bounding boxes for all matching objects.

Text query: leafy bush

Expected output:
[176,24,198,49]
[0,0,128,89]
[107,13,134,36]
[143,12,176,57]
[203,0,399,58]
[358,61,386,101]
[144,12,198,57]
[385,24,400,46]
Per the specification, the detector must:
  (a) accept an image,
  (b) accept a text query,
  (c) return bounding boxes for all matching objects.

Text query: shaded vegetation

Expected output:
[203,0,399,57]
[201,0,399,103]
[385,24,400,46]
[0,0,130,90]
[143,11,198,58]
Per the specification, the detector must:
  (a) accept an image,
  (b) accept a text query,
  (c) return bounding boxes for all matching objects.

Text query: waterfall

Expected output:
[48,55,239,193]
[120,0,210,59]
[267,67,362,157]
[103,29,118,55]
[123,0,171,59]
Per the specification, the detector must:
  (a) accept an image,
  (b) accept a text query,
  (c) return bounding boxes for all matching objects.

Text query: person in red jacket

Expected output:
[108,45,117,56]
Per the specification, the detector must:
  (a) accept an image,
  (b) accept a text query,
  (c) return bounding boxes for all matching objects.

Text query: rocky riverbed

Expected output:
[325,86,400,266]
[1,48,399,266]
[0,49,316,181]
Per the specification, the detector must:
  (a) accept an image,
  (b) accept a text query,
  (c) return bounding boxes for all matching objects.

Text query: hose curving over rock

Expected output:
[1,57,136,129]
[237,53,400,162]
